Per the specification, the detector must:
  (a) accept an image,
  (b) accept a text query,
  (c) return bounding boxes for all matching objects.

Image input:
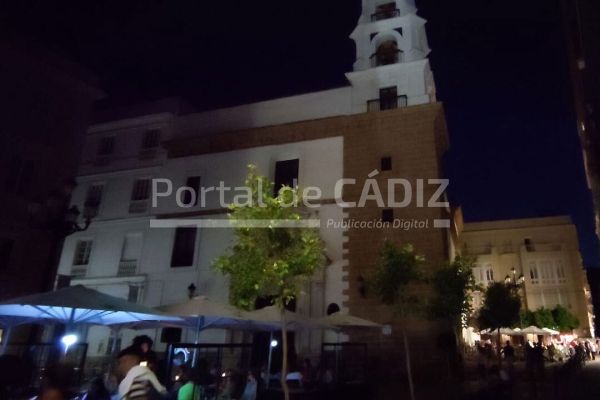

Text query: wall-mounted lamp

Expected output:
[187,283,197,299]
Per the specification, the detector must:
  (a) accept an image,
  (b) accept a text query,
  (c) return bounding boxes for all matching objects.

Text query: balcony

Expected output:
[370,49,402,67]
[129,199,149,214]
[118,260,138,276]
[367,95,408,112]
[520,243,563,253]
[371,8,400,22]
[71,265,87,278]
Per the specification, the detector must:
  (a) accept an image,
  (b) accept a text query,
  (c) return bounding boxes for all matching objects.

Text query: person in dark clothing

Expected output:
[132,335,158,372]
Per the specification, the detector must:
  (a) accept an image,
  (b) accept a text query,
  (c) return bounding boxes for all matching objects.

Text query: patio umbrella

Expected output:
[520,326,548,335]
[158,296,250,343]
[0,285,179,327]
[479,328,517,336]
[542,327,560,335]
[314,312,382,330]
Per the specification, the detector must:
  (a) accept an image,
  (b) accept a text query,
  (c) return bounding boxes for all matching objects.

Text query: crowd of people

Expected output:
[6,335,341,400]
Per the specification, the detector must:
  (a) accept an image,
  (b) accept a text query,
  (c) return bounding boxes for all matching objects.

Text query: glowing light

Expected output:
[61,334,78,353]
[270,339,278,348]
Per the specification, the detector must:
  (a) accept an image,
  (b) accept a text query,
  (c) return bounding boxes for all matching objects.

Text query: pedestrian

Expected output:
[116,345,167,399]
[132,335,158,372]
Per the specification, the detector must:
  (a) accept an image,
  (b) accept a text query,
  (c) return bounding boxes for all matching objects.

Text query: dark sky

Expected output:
[2,0,599,267]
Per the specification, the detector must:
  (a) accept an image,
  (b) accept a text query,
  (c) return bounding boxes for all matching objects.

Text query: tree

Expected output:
[428,256,477,339]
[552,305,580,332]
[532,308,555,329]
[520,310,535,327]
[477,282,521,361]
[214,165,325,400]
[369,241,424,400]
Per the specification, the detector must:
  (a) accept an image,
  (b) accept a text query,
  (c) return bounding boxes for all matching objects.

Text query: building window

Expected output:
[540,260,556,285]
[95,136,115,166]
[129,178,151,213]
[128,285,140,303]
[171,227,197,267]
[382,209,394,223]
[556,260,567,284]
[484,265,494,282]
[373,40,401,67]
[182,176,201,206]
[274,159,299,195]
[371,2,400,21]
[473,264,494,286]
[73,240,93,266]
[139,130,161,159]
[0,239,14,271]
[380,87,398,110]
[529,262,539,285]
[381,156,392,171]
[119,233,142,276]
[142,129,160,149]
[84,184,104,216]
[97,136,115,156]
[524,238,534,252]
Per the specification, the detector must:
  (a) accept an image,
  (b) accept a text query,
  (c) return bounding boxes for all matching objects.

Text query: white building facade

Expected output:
[56,0,448,362]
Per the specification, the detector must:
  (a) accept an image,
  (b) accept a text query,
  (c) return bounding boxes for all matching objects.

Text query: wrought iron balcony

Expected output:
[118,260,138,276]
[371,9,400,21]
[367,95,408,112]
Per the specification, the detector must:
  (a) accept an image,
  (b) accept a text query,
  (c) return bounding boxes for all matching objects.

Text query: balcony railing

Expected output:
[367,95,408,112]
[71,265,87,278]
[370,50,402,67]
[371,9,400,21]
[129,199,149,214]
[118,260,138,276]
[521,243,563,253]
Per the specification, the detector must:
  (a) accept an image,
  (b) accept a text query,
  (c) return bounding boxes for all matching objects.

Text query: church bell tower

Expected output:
[346,0,437,113]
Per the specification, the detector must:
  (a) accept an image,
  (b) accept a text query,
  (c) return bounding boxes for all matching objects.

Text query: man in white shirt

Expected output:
[116,345,167,399]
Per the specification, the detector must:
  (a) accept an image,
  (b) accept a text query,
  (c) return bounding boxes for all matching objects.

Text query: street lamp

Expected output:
[504,267,525,288]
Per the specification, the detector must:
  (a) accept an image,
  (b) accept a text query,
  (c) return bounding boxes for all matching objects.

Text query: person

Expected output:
[240,371,257,400]
[82,377,110,400]
[300,359,315,388]
[177,365,204,400]
[116,345,167,399]
[39,385,67,400]
[501,341,515,364]
[132,335,158,372]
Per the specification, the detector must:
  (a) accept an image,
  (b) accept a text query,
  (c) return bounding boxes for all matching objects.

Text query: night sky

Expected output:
[2,0,598,266]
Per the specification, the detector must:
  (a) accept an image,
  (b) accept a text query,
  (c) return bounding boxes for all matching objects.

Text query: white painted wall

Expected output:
[58,136,348,357]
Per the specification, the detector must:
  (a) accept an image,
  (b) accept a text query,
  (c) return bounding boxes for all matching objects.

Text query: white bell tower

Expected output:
[346,0,437,113]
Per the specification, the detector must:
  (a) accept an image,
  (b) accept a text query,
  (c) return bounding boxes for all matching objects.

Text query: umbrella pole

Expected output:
[1,326,11,355]
[266,331,274,390]
[192,317,204,367]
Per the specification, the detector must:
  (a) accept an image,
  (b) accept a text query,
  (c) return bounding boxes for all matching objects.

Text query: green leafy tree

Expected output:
[520,310,535,327]
[428,256,477,338]
[552,305,580,332]
[477,282,521,362]
[369,241,424,400]
[532,307,555,329]
[214,165,325,400]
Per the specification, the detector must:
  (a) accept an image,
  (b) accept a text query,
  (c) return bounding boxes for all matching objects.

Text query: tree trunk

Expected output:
[280,309,290,400]
[403,329,416,400]
[497,327,502,365]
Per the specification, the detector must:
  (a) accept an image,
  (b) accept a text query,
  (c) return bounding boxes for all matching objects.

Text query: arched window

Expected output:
[372,39,401,67]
